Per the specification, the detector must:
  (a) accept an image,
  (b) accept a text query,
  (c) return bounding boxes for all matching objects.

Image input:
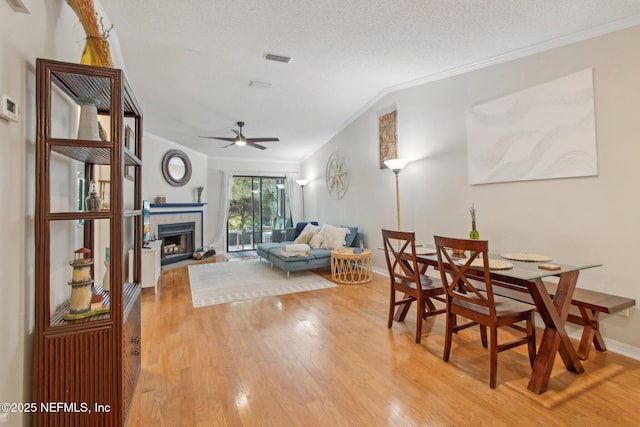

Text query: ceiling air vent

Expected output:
[264,53,293,64]
[249,80,273,89]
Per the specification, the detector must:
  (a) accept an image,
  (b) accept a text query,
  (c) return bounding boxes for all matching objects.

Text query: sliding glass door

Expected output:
[226,176,291,252]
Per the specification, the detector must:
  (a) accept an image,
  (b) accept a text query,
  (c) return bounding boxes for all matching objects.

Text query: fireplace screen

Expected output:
[157,221,195,265]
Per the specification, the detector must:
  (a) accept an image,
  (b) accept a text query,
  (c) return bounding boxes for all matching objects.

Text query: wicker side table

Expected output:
[331,247,373,284]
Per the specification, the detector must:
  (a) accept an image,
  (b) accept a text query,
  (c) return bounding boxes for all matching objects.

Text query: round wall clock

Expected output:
[325,151,350,199]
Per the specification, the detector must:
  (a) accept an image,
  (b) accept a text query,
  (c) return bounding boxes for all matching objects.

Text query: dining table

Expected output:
[406,247,601,394]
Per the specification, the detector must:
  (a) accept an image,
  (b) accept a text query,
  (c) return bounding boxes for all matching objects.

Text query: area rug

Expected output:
[188,259,337,308]
[224,250,259,261]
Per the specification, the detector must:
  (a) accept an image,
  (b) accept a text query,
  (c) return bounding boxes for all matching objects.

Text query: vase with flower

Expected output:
[469,203,479,240]
[196,186,204,203]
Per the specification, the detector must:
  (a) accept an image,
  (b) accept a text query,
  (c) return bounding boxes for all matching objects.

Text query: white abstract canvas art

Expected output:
[466,69,598,185]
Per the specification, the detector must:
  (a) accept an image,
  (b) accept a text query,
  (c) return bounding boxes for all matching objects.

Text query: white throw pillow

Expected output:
[294,223,320,244]
[308,223,330,248]
[320,225,351,249]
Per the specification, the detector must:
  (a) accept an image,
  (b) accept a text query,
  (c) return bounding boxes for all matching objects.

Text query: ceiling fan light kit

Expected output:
[200,121,279,150]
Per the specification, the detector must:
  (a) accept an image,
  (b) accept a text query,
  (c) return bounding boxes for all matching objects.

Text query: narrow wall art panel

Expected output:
[379,110,398,169]
[466,69,598,185]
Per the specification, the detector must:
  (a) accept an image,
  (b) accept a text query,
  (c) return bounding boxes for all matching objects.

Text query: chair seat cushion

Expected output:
[453,294,535,316]
[399,275,443,292]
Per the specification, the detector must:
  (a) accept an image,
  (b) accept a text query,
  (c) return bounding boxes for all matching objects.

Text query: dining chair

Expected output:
[382,229,446,344]
[433,235,537,388]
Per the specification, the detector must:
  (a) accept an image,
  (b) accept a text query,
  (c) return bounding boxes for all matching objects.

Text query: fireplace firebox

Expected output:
[157,222,195,265]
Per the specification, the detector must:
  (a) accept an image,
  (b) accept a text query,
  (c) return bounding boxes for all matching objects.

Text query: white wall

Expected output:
[142,131,209,204]
[0,1,92,426]
[300,26,640,356]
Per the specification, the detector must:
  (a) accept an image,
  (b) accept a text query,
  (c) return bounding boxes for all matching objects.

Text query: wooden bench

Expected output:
[478,281,636,360]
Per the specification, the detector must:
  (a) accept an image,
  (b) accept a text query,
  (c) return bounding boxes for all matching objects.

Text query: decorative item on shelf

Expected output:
[66,0,113,67]
[98,179,110,210]
[195,185,204,203]
[155,195,166,203]
[124,125,135,180]
[90,294,104,311]
[67,248,94,315]
[102,247,110,292]
[63,247,111,321]
[77,97,100,141]
[469,203,479,240]
[85,179,102,211]
[98,121,108,141]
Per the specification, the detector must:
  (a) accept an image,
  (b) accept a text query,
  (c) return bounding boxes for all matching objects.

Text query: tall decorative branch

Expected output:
[66,0,113,67]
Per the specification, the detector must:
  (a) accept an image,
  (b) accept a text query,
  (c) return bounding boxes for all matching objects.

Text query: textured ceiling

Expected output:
[99,0,640,162]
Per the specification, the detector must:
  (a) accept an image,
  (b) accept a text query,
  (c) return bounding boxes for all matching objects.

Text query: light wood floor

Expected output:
[128,257,640,426]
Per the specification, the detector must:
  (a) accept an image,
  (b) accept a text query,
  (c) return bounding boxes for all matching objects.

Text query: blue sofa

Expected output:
[256,223,364,276]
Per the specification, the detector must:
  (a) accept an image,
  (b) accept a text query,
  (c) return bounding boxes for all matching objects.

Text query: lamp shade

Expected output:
[384,158,409,174]
[296,179,310,187]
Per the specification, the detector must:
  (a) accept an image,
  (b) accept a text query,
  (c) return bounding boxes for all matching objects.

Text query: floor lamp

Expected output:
[384,159,409,231]
[296,179,309,221]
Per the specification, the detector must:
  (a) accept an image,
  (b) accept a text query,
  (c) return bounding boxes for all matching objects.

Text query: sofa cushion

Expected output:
[268,246,332,261]
[258,242,288,252]
[308,249,332,259]
[340,225,359,247]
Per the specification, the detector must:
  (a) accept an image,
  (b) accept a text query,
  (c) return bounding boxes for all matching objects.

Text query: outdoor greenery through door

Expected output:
[227,176,291,252]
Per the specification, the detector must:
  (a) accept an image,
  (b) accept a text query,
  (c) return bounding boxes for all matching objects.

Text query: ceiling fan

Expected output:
[200,121,279,150]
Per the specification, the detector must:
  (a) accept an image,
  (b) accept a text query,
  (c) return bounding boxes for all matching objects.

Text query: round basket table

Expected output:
[331,247,373,284]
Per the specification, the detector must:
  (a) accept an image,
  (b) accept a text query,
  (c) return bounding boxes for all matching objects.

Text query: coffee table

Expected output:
[331,247,372,284]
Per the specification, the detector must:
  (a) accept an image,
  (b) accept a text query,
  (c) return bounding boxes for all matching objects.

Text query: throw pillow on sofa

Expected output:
[308,228,324,248]
[320,225,351,249]
[294,221,319,239]
[308,223,330,248]
[294,223,320,244]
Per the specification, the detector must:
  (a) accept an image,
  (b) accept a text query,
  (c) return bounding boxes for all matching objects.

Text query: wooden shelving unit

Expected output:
[33,58,143,426]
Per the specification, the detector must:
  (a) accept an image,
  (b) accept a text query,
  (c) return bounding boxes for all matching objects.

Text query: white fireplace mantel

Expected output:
[149,203,205,249]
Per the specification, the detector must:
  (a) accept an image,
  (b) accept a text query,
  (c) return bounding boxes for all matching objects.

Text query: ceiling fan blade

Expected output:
[200,136,236,142]
[246,137,279,143]
[247,142,267,150]
[231,129,240,137]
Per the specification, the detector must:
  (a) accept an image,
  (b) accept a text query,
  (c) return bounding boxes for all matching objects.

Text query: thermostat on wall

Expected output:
[0,94,20,122]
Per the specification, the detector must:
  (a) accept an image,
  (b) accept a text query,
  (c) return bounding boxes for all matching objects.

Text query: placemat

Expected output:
[500,252,551,262]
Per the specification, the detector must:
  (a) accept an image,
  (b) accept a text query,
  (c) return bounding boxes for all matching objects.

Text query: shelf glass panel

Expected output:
[48,218,112,327]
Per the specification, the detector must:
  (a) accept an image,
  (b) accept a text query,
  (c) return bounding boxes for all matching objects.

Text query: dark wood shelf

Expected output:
[50,60,142,117]
[49,139,142,166]
[49,283,140,328]
[34,58,143,427]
